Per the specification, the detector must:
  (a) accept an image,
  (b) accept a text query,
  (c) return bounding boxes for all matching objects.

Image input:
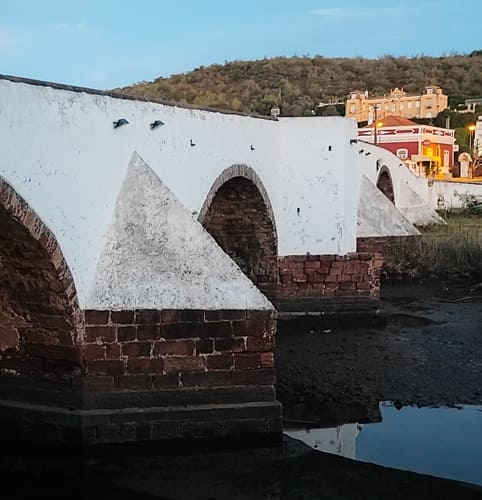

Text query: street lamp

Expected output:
[374,120,383,145]
[468,124,476,150]
[371,104,383,145]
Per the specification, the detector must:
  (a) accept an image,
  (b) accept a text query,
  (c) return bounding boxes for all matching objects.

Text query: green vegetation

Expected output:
[433,109,481,152]
[119,53,482,117]
[384,210,482,282]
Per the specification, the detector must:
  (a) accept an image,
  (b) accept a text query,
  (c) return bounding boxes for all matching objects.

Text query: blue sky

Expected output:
[1,0,481,89]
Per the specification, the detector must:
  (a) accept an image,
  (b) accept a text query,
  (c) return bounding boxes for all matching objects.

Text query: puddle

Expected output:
[285,402,482,486]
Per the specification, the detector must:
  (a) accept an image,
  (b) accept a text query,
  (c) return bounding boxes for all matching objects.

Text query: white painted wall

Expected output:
[278,117,360,255]
[89,153,272,310]
[0,77,358,308]
[357,176,420,237]
[429,180,482,210]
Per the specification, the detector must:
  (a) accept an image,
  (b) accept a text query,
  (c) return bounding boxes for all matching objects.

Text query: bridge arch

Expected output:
[199,165,279,287]
[376,166,395,204]
[0,177,82,378]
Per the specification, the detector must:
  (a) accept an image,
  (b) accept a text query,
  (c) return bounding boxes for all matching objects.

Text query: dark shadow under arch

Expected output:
[376,167,395,204]
[199,165,279,286]
[0,177,82,378]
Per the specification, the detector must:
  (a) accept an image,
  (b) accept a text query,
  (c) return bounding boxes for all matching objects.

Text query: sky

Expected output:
[1,0,481,90]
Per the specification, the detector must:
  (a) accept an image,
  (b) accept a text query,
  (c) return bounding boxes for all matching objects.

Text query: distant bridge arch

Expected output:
[376,166,395,204]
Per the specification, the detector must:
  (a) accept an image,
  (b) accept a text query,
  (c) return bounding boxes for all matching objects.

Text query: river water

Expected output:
[285,402,482,486]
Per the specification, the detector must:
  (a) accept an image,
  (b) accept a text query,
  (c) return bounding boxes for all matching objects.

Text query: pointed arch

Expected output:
[376,166,395,204]
[199,165,279,286]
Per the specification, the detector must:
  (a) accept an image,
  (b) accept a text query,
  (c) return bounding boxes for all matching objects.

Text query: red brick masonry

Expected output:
[357,235,421,279]
[82,309,276,392]
[260,253,383,301]
[0,309,281,447]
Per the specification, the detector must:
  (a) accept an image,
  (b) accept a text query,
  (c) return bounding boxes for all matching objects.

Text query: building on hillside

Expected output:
[358,115,455,178]
[346,86,448,123]
[464,98,482,113]
[474,115,482,156]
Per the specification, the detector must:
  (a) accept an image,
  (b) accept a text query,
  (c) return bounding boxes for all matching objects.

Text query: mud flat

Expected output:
[2,280,482,499]
[277,280,482,424]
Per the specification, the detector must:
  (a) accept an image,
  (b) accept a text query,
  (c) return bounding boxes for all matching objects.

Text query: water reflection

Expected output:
[286,423,363,459]
[285,402,482,486]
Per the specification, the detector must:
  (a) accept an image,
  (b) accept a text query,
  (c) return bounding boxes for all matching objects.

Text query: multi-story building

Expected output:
[346,86,448,123]
[474,115,482,156]
[358,115,455,178]
[464,98,482,113]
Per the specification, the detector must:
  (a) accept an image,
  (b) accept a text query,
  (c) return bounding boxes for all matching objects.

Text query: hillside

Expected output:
[120,53,482,117]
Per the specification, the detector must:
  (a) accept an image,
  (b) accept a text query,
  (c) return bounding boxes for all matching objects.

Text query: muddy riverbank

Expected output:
[2,280,482,499]
[277,280,482,425]
[2,433,482,500]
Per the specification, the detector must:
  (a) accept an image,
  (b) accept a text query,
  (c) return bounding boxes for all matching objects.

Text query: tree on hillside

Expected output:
[120,54,482,117]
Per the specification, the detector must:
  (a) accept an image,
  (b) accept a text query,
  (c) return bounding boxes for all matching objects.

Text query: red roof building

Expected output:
[358,115,456,178]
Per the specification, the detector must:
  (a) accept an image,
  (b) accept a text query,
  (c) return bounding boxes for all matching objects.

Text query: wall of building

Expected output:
[429,180,482,210]
[475,116,482,156]
[358,124,455,169]
[0,76,360,309]
[346,86,448,123]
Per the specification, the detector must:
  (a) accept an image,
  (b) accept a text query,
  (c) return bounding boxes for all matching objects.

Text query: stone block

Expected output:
[154,340,195,356]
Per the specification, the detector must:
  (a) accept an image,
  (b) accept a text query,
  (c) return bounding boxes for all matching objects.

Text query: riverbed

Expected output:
[2,280,482,499]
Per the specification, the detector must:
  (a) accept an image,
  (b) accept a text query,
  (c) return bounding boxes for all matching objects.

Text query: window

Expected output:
[426,112,432,118]
[415,101,420,108]
[350,105,355,113]
[407,102,412,109]
[391,104,396,111]
[396,148,408,160]
[444,150,450,167]
[400,103,404,110]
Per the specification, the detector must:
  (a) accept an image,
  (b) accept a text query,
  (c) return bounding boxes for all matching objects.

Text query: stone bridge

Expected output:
[359,141,482,223]
[0,75,429,449]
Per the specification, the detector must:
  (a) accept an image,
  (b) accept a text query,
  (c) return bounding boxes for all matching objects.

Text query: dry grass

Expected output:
[384,213,482,281]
